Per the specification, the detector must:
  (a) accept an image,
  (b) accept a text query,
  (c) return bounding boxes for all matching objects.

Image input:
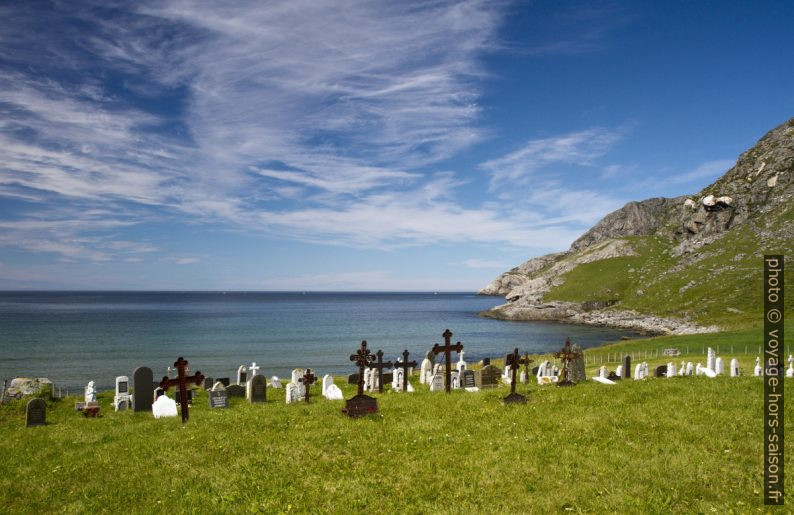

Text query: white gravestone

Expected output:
[270,376,282,388]
[322,374,343,400]
[679,361,686,376]
[685,362,694,376]
[634,363,643,380]
[592,376,616,385]
[702,367,717,378]
[598,366,608,379]
[707,347,716,372]
[754,357,763,376]
[237,365,247,385]
[451,370,460,390]
[519,371,527,384]
[715,357,724,375]
[392,369,414,392]
[84,381,97,404]
[285,383,301,404]
[286,369,305,402]
[419,358,432,385]
[695,363,703,376]
[615,365,623,378]
[666,362,676,378]
[730,358,740,377]
[113,376,131,411]
[152,394,178,419]
[456,352,467,374]
[429,373,444,392]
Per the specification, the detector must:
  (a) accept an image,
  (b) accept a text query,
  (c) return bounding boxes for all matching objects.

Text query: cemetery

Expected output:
[0,324,791,512]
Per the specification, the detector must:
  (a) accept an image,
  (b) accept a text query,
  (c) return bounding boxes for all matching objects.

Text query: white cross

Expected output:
[250,362,261,377]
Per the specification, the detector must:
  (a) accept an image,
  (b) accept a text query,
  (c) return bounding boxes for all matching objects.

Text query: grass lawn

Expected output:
[1,329,791,513]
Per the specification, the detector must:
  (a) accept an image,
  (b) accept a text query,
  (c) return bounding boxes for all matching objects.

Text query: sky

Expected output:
[0,0,793,291]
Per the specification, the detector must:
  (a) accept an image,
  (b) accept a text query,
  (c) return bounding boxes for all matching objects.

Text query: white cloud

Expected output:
[668,159,735,184]
[459,259,508,269]
[481,127,624,188]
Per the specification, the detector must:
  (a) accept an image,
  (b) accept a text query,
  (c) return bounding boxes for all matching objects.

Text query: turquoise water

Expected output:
[0,292,637,390]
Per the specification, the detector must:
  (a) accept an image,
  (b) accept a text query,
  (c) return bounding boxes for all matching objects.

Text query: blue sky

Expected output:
[0,0,792,291]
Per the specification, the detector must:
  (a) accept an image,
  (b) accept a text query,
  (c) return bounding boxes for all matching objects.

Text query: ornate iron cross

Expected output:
[431,329,463,393]
[160,357,204,423]
[394,349,417,392]
[554,338,581,387]
[350,340,375,396]
[506,348,532,396]
[300,369,316,403]
[369,350,393,394]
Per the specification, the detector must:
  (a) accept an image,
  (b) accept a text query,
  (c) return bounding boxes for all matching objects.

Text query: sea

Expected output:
[0,291,638,391]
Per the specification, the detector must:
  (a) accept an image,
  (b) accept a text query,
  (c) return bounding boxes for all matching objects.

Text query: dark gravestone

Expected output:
[568,344,586,383]
[482,358,491,366]
[217,377,230,387]
[133,366,154,413]
[476,365,501,388]
[26,398,46,427]
[607,371,621,381]
[209,384,229,409]
[531,366,539,376]
[383,372,393,384]
[347,373,359,385]
[226,384,245,398]
[462,369,476,388]
[655,365,667,378]
[154,387,165,400]
[623,355,632,379]
[203,377,215,390]
[248,375,267,403]
[174,390,194,406]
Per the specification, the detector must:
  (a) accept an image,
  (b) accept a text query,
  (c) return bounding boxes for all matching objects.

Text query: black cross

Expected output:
[159,357,204,423]
[554,338,581,387]
[506,348,532,396]
[350,340,375,396]
[431,329,463,393]
[369,350,393,394]
[522,352,534,382]
[300,369,316,403]
[394,349,417,392]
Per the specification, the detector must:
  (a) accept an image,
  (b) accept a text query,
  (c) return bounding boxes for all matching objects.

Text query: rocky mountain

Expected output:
[479,118,794,334]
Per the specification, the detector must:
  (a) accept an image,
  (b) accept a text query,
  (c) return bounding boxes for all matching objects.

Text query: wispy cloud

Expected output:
[668,159,735,185]
[458,259,508,269]
[481,127,624,188]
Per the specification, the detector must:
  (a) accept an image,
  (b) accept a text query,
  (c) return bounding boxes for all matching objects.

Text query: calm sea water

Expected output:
[0,292,637,390]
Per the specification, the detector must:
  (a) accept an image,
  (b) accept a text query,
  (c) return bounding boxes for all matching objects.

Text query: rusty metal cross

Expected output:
[159,357,204,423]
[350,340,375,396]
[300,368,316,403]
[368,350,393,394]
[431,329,463,393]
[554,338,581,387]
[506,348,532,396]
[394,349,417,392]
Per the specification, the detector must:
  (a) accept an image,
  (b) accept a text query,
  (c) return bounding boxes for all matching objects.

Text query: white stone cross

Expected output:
[249,362,260,377]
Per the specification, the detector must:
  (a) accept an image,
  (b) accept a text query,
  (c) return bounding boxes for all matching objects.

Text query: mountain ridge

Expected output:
[479,118,794,334]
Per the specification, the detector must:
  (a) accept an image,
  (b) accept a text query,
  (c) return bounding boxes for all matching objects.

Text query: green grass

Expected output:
[2,330,792,513]
[543,230,793,331]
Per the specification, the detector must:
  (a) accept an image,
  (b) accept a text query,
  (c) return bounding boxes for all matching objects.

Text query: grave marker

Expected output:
[553,338,582,387]
[237,365,247,386]
[477,364,501,388]
[209,382,229,409]
[159,357,204,423]
[113,375,131,412]
[369,350,393,394]
[343,340,378,418]
[462,369,476,389]
[133,367,154,413]
[503,348,531,404]
[300,369,316,403]
[623,355,632,379]
[248,374,267,403]
[431,329,463,393]
[394,349,417,393]
[26,398,46,427]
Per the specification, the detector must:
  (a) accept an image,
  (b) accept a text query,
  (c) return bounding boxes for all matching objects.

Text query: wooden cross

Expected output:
[300,369,316,403]
[522,352,534,382]
[431,329,463,393]
[506,348,532,396]
[369,350,393,394]
[554,338,581,387]
[159,357,204,423]
[394,349,417,392]
[350,340,375,396]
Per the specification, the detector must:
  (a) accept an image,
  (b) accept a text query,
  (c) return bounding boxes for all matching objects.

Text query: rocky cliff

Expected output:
[480,118,794,334]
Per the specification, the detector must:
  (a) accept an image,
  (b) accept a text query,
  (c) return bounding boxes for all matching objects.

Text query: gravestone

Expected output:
[730,358,740,377]
[237,365,247,386]
[159,357,204,423]
[419,359,432,385]
[431,329,464,394]
[429,373,444,392]
[113,375,131,411]
[477,364,501,388]
[248,374,267,403]
[655,365,667,378]
[209,382,229,409]
[707,347,716,372]
[568,344,586,383]
[226,384,245,398]
[84,381,97,404]
[666,362,676,378]
[607,370,620,381]
[154,387,165,400]
[623,355,632,379]
[133,367,154,413]
[343,340,378,418]
[26,398,46,427]
[270,376,282,388]
[322,374,344,400]
[218,377,230,387]
[393,349,417,393]
[554,338,581,387]
[456,351,467,374]
[685,362,694,376]
[450,370,460,389]
[633,363,643,380]
[715,357,724,375]
[482,358,491,366]
[347,373,359,385]
[462,369,476,389]
[152,395,178,419]
[503,348,530,404]
[174,389,194,406]
[203,377,215,390]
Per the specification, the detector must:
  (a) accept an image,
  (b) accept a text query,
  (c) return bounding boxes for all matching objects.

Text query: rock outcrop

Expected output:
[480,117,794,334]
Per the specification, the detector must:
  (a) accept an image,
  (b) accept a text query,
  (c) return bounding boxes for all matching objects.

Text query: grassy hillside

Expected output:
[1,329,791,513]
[543,207,793,330]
